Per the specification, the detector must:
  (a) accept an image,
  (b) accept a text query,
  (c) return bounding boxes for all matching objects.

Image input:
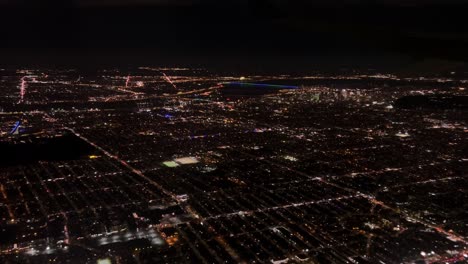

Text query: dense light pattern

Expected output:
[18,77,27,103]
[162,72,177,89]
[125,75,131,88]
[224,82,299,89]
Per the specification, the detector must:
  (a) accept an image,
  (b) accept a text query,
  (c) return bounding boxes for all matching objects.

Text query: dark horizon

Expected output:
[1,1,468,68]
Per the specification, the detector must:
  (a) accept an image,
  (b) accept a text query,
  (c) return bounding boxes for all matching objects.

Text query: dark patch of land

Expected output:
[0,133,96,168]
[394,95,468,109]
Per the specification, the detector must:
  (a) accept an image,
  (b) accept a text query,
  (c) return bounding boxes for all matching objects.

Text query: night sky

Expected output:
[1,0,467,67]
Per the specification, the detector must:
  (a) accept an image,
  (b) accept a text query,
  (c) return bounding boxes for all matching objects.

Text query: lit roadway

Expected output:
[63,127,244,262]
[39,94,467,263]
[65,128,179,202]
[233,149,468,247]
[3,73,465,263]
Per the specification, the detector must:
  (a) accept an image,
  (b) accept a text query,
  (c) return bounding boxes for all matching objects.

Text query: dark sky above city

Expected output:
[1,0,467,67]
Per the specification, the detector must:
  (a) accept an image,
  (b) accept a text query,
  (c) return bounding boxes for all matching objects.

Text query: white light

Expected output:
[97,258,112,264]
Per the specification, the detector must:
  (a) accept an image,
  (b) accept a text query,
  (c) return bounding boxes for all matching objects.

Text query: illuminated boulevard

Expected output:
[0,67,467,263]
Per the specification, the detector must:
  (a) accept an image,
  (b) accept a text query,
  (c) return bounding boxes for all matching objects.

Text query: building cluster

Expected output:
[0,68,467,263]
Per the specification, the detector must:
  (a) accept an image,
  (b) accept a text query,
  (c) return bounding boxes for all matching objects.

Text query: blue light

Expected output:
[9,121,21,135]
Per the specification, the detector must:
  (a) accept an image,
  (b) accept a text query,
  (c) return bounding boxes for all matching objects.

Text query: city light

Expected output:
[0,67,467,263]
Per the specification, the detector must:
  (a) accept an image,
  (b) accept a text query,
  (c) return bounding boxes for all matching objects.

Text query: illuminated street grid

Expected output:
[0,68,467,263]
